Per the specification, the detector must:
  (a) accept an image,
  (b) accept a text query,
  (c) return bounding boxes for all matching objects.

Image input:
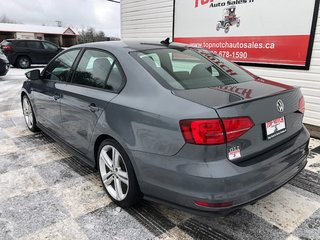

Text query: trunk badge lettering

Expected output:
[277,99,284,113]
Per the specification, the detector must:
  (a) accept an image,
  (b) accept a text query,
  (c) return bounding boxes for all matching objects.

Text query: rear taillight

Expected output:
[180,119,225,145]
[222,117,254,143]
[298,96,305,113]
[2,45,12,51]
[180,117,254,145]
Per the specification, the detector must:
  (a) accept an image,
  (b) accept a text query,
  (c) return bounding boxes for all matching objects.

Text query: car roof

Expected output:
[73,40,189,53]
[3,39,47,42]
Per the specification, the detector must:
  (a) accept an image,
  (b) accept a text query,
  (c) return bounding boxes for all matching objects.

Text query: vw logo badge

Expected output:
[276,99,285,113]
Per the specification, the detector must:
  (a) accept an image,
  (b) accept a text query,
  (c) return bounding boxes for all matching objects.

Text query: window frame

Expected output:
[68,47,127,94]
[41,47,83,83]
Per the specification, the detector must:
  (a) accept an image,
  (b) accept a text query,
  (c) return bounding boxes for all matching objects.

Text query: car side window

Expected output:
[106,63,123,92]
[27,41,43,49]
[43,42,58,51]
[44,49,80,81]
[72,49,123,91]
[15,41,27,47]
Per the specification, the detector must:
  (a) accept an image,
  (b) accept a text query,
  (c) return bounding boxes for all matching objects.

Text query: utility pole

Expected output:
[56,21,62,27]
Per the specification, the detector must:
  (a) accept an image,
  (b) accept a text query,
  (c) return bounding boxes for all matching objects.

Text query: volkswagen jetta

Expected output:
[21,41,309,215]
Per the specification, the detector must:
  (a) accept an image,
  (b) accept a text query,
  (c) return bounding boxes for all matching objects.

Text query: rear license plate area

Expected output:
[265,117,286,140]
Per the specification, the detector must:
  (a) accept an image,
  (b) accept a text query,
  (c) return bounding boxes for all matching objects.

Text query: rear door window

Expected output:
[43,49,80,81]
[27,41,43,49]
[72,49,124,92]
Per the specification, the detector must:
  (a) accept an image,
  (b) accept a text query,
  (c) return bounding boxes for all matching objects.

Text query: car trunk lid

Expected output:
[173,78,305,163]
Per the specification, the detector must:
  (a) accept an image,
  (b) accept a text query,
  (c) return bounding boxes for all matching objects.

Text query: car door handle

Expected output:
[88,103,100,112]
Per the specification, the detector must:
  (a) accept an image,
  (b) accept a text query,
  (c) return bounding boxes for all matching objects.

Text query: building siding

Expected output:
[245,16,320,126]
[121,0,174,40]
[121,0,320,127]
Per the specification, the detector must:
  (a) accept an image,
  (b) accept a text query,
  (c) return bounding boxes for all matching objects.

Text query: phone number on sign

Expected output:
[212,51,248,59]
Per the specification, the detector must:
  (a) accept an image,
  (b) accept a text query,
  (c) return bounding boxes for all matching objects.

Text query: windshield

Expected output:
[131,47,255,90]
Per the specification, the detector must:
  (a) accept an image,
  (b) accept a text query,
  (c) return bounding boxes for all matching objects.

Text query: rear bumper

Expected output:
[131,126,310,215]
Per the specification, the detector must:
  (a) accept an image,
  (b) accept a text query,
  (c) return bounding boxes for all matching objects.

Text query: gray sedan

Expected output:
[21,41,309,215]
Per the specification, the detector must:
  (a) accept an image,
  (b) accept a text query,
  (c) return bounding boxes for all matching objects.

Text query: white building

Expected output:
[121,0,320,136]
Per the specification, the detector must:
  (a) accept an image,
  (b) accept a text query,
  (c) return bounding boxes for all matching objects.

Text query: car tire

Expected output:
[98,139,142,207]
[17,56,31,69]
[22,95,39,132]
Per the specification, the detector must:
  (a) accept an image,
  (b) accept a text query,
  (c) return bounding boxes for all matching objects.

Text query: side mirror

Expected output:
[25,69,41,80]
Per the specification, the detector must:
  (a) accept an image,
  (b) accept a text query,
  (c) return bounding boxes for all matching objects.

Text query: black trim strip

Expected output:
[172,0,176,41]
[36,123,96,168]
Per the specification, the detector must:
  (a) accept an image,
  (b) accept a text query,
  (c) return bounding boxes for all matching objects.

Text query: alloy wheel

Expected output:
[18,57,30,68]
[99,145,129,201]
[22,97,34,129]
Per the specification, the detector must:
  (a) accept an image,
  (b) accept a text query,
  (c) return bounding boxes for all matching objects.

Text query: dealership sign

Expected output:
[173,0,320,69]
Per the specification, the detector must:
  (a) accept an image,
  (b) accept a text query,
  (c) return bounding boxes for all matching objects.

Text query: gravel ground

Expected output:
[0,67,320,240]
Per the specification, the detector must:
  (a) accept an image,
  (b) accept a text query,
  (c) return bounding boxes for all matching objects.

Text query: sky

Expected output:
[0,0,121,37]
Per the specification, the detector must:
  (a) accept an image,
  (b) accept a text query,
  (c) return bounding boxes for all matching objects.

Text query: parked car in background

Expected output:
[0,39,62,69]
[0,50,9,76]
[21,41,309,215]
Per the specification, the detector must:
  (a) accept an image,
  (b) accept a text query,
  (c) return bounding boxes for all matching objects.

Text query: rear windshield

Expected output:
[131,48,255,90]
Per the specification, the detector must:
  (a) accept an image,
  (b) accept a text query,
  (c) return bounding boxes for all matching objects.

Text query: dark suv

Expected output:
[0,39,62,68]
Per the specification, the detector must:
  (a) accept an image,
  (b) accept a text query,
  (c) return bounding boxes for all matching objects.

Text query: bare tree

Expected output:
[78,27,111,43]
[0,15,18,24]
[56,21,62,27]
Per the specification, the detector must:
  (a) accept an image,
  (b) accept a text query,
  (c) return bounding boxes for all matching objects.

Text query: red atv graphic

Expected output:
[216,5,240,34]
